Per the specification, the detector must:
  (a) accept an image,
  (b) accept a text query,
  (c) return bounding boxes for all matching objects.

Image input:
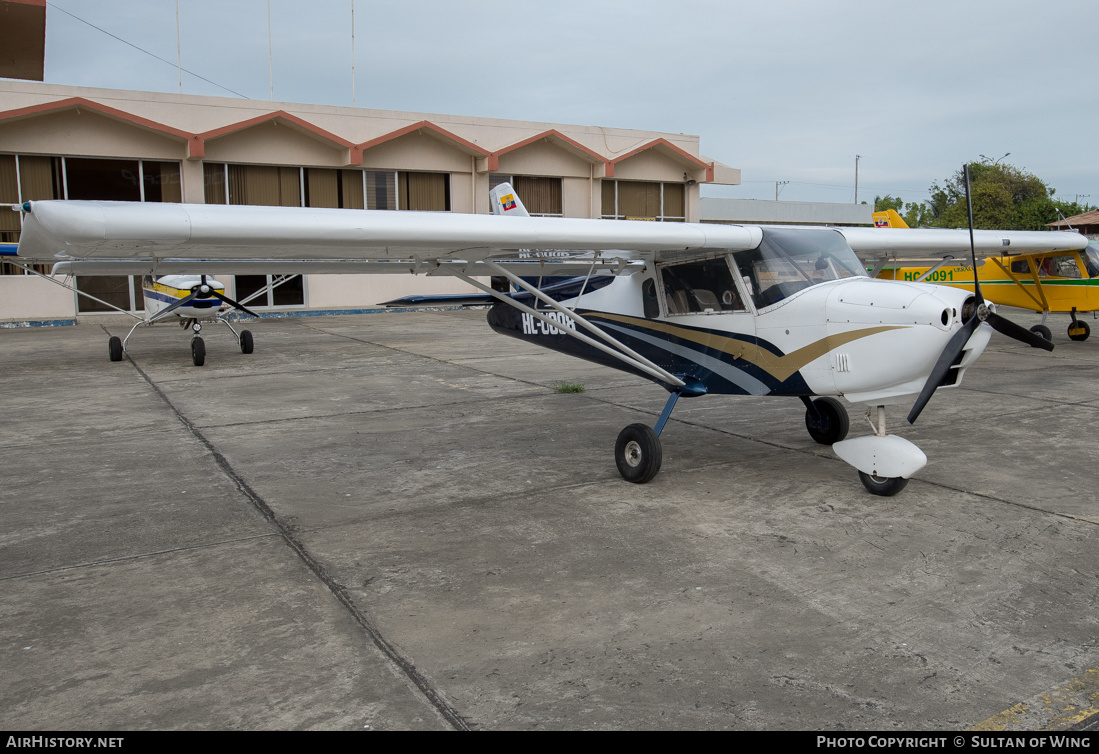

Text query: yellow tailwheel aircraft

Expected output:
[867,210,1099,343]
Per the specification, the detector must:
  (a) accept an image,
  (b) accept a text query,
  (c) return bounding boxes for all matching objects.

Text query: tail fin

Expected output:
[872,209,910,228]
[490,182,530,217]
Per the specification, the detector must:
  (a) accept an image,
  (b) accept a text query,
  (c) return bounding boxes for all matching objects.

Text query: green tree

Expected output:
[902,202,934,228]
[925,160,1082,230]
[874,194,905,213]
[875,194,934,227]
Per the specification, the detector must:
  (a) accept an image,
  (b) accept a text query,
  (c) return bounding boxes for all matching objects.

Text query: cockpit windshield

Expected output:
[732,227,867,309]
[1085,243,1099,278]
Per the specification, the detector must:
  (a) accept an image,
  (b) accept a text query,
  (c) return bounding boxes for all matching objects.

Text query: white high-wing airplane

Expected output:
[111,273,259,366]
[0,247,260,365]
[10,180,1087,495]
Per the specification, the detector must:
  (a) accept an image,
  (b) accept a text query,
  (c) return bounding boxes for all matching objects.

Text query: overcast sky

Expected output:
[30,0,1099,207]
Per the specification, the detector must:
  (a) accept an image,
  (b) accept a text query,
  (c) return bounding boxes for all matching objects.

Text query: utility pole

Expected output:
[854,155,861,204]
[351,0,356,107]
[775,181,789,201]
[175,0,182,94]
[267,0,273,100]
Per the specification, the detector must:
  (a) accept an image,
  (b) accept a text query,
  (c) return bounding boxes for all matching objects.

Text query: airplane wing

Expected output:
[839,226,1088,258]
[14,200,764,277]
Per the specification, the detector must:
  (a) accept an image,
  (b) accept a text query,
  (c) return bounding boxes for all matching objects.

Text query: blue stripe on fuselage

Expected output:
[485,303,810,396]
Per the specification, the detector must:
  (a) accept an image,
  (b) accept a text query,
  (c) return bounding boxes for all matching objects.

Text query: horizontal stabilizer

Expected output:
[381,293,497,308]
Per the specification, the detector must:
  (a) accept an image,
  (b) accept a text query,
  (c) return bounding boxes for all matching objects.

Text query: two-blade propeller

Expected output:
[193,275,261,318]
[906,164,1053,424]
[151,275,260,322]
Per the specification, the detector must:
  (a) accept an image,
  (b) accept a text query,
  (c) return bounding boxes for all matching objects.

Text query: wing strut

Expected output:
[914,255,960,283]
[449,264,684,388]
[482,260,684,387]
[4,259,144,321]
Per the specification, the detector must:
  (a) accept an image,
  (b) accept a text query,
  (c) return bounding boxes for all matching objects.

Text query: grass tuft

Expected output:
[552,381,585,394]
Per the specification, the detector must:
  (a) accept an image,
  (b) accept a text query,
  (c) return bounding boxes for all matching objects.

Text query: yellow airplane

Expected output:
[867,210,1099,342]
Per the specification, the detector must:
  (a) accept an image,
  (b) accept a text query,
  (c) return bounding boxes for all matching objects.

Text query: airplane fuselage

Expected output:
[488,271,989,407]
[142,274,227,320]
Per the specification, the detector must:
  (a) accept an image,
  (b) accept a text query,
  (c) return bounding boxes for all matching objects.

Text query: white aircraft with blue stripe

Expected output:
[8,169,1087,495]
[1,237,257,365]
[118,273,258,366]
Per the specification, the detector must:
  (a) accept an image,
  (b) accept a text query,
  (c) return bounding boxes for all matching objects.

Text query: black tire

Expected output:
[1029,324,1053,344]
[240,329,254,354]
[805,397,849,445]
[858,471,909,497]
[191,337,206,367]
[615,423,662,484]
[108,336,123,362]
[1068,320,1090,342]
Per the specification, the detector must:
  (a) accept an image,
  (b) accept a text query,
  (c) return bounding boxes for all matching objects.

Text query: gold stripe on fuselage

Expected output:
[587,312,903,382]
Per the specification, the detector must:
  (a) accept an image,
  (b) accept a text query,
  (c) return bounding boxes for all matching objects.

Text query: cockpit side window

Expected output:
[1037,254,1083,279]
[658,255,744,316]
[642,277,660,318]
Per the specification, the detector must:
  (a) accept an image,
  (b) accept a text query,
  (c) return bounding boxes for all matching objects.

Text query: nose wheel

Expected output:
[190,321,205,366]
[191,336,205,366]
[832,406,925,496]
[857,471,909,496]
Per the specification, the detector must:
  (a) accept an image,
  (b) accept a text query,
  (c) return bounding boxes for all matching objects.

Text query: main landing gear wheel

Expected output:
[191,337,206,367]
[1029,324,1053,344]
[858,471,909,497]
[1068,320,1090,342]
[805,397,850,445]
[240,329,254,354]
[615,423,662,484]
[108,336,123,362]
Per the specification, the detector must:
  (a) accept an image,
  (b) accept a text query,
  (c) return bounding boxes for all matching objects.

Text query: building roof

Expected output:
[0,80,738,184]
[1047,209,1099,229]
[701,197,873,227]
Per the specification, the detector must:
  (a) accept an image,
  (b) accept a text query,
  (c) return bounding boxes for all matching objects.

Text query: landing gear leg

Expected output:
[1030,310,1053,344]
[1068,307,1090,341]
[615,390,680,484]
[220,316,255,353]
[856,407,908,496]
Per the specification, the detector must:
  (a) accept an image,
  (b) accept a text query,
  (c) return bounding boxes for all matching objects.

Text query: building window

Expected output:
[488,175,563,217]
[202,162,307,307]
[0,154,182,295]
[365,170,397,210]
[398,171,449,211]
[143,161,183,203]
[305,168,366,209]
[601,180,685,222]
[203,162,226,205]
[228,164,301,207]
[74,275,146,314]
[234,274,305,309]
